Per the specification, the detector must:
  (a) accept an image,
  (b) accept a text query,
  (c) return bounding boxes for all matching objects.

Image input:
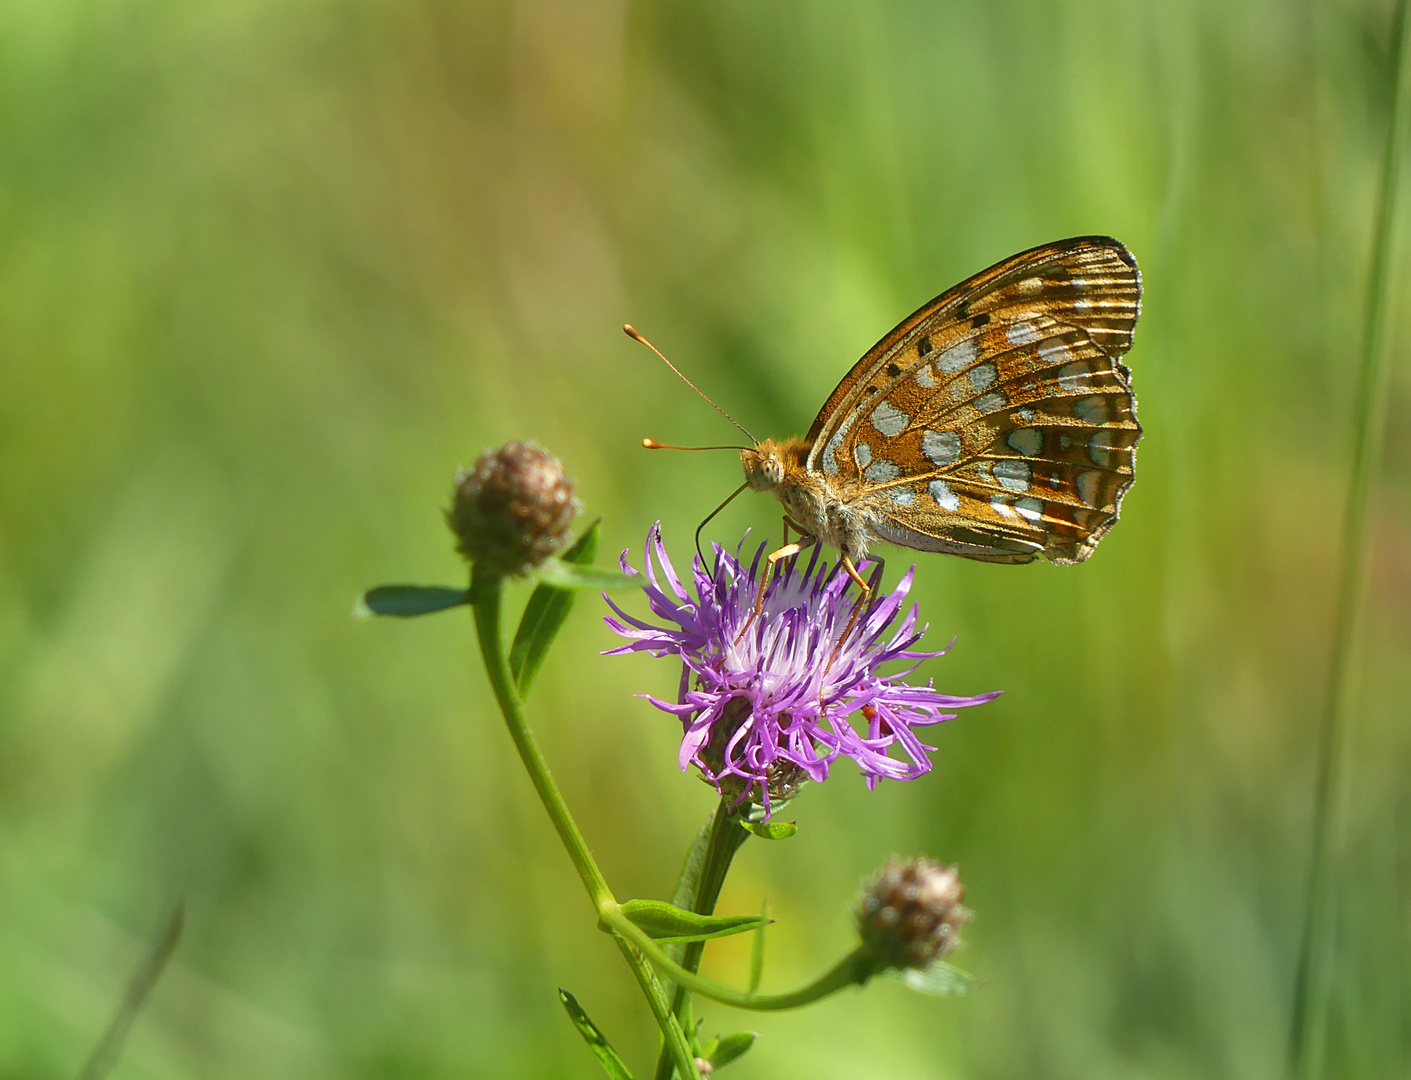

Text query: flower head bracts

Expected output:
[604,524,1000,813]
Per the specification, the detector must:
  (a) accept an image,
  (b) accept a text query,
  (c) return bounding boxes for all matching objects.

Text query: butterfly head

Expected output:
[741,440,787,492]
[739,434,795,491]
[742,438,812,494]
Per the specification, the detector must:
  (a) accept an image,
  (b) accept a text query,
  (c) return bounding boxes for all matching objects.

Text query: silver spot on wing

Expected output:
[1076,470,1103,507]
[1007,321,1041,345]
[1007,428,1042,456]
[823,414,852,477]
[968,362,998,393]
[871,399,909,437]
[1088,431,1121,469]
[936,339,978,374]
[992,459,1031,493]
[922,429,961,467]
[929,479,960,511]
[1074,396,1111,424]
[863,458,900,482]
[1015,496,1044,522]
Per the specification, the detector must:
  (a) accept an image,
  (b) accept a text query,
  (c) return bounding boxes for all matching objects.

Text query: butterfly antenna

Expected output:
[624,324,757,444]
[695,481,750,568]
[642,438,749,452]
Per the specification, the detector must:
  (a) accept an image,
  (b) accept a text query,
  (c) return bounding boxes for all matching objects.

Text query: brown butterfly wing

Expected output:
[805,236,1141,565]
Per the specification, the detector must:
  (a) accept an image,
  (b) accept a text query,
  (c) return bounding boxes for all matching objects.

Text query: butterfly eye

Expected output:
[743,447,785,491]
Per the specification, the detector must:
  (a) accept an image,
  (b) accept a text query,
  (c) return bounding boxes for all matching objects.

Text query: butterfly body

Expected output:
[741,236,1143,569]
[743,437,887,563]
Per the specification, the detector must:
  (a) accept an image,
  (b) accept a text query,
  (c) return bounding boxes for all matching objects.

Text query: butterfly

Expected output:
[633,235,1141,598]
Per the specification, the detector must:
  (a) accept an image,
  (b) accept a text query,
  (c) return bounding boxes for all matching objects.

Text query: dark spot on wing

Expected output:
[886,362,902,377]
[916,336,933,357]
[970,313,991,329]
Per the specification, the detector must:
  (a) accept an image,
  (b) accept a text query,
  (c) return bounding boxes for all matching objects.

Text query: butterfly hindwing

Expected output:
[805,236,1141,565]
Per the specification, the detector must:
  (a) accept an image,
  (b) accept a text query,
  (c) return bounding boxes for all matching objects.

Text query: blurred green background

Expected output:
[3,0,1409,1076]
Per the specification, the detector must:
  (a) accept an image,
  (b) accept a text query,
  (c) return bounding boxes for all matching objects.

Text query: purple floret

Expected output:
[604,523,999,814]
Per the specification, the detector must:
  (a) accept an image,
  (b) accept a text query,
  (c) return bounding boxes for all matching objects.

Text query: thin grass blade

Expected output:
[558,988,634,1080]
[80,905,184,1080]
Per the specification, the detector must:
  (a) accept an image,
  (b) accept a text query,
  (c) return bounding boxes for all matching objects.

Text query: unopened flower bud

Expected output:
[855,857,970,972]
[447,441,580,576]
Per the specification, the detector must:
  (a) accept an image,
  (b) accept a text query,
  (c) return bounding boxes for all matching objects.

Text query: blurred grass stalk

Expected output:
[79,907,184,1080]
[1289,0,1411,1075]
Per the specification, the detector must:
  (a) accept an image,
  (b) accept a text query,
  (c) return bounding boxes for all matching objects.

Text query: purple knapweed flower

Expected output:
[603,524,999,814]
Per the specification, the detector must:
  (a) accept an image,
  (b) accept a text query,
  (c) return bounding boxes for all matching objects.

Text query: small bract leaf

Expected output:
[530,558,640,591]
[743,820,797,840]
[619,899,768,944]
[894,961,978,997]
[709,1031,757,1069]
[557,988,634,1080]
[357,585,469,617]
[510,520,600,698]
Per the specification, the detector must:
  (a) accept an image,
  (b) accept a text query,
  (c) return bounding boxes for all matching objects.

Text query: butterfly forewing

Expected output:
[806,236,1141,565]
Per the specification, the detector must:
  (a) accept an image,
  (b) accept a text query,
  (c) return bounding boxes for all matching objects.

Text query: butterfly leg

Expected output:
[734,530,816,644]
[756,514,814,623]
[840,552,874,595]
[831,556,872,661]
[821,552,884,691]
[767,515,816,618]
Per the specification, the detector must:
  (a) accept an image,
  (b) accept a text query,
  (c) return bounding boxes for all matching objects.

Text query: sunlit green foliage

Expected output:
[2,0,1408,1077]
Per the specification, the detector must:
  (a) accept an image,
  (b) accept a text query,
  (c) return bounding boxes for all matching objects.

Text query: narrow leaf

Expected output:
[357,585,469,618]
[619,899,768,944]
[748,899,769,995]
[80,905,184,1080]
[895,961,978,997]
[530,558,640,592]
[510,521,600,698]
[743,820,797,840]
[669,812,715,912]
[558,988,634,1080]
[709,1031,757,1069]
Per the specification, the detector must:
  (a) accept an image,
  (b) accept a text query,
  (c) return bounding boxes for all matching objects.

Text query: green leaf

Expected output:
[529,557,640,592]
[356,585,469,617]
[894,961,978,997]
[510,521,600,698]
[748,899,769,995]
[743,820,797,840]
[557,989,633,1080]
[708,1031,757,1069]
[618,899,769,944]
[668,813,715,912]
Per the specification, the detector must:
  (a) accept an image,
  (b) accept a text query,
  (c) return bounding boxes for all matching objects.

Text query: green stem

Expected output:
[614,938,703,1080]
[469,567,612,908]
[604,905,869,1012]
[1290,2,1411,1076]
[653,800,750,1080]
[468,567,701,1079]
